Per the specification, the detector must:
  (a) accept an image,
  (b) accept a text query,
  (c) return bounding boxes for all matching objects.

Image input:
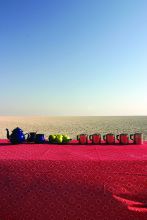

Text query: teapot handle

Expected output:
[25,133,29,138]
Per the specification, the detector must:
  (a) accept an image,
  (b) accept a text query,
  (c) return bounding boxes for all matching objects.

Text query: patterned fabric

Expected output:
[0,140,147,220]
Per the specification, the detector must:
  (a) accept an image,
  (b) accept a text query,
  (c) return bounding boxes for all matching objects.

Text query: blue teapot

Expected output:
[6,127,26,144]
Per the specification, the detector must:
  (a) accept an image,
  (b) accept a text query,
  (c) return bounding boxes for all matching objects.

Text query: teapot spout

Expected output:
[6,128,10,139]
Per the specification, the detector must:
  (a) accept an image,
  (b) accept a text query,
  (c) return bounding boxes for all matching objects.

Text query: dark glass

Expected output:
[35,134,45,143]
[27,132,37,142]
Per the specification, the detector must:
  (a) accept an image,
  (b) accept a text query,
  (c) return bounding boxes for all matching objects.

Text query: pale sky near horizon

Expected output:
[0,0,147,116]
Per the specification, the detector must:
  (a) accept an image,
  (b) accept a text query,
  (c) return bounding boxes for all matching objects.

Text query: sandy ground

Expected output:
[0,116,147,140]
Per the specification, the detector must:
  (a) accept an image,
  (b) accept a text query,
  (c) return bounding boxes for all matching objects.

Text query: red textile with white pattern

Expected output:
[0,139,147,220]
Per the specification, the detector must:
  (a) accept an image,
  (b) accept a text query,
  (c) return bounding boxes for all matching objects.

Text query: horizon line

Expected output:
[0,115,147,117]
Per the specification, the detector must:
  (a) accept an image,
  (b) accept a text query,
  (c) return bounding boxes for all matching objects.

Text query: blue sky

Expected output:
[0,0,147,115]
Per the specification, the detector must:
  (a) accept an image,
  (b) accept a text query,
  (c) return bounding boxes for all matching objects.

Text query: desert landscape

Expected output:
[0,116,147,140]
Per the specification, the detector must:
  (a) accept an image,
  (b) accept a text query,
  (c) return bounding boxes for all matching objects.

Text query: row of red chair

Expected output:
[77,133,143,145]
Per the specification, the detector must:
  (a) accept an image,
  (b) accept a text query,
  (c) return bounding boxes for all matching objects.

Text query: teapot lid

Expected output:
[13,127,23,132]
